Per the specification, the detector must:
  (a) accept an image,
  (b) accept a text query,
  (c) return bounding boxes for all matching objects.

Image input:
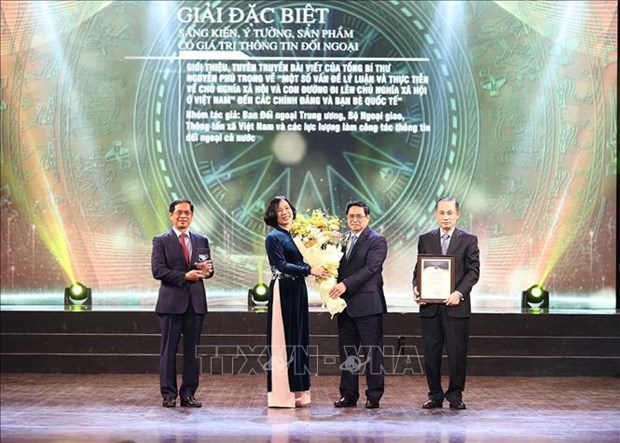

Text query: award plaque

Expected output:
[417,255,455,303]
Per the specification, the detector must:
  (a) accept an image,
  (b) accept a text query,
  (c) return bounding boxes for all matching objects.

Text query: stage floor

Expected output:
[1,374,619,442]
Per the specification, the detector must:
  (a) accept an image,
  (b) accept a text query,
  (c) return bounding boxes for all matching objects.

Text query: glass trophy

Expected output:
[194,248,213,275]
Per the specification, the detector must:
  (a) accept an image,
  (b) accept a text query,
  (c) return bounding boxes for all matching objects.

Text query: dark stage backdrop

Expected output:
[0,1,617,310]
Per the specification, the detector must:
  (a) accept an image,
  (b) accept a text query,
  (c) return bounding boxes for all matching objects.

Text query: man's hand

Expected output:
[328,282,347,299]
[445,291,461,306]
[185,270,204,281]
[413,286,426,305]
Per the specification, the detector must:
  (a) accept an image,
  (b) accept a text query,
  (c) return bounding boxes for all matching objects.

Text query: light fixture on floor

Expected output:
[521,284,549,309]
[248,282,269,311]
[64,282,92,311]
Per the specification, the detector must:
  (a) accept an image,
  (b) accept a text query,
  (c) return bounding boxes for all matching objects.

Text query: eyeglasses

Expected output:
[347,214,367,220]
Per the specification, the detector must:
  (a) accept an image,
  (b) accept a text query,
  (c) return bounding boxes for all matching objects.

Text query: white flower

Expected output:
[291,210,347,318]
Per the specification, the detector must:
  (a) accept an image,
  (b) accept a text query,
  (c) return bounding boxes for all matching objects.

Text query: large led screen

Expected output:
[1,1,616,310]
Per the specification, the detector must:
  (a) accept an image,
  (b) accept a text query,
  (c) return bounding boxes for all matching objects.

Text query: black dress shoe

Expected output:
[162,398,176,408]
[365,399,380,409]
[334,397,357,408]
[450,400,466,410]
[422,399,443,409]
[180,395,202,408]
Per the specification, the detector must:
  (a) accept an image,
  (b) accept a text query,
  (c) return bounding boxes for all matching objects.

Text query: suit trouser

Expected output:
[421,304,469,403]
[337,311,384,403]
[159,304,205,399]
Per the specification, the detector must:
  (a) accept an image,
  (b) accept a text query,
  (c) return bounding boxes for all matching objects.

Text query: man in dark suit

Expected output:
[151,199,214,408]
[329,201,388,409]
[413,196,480,410]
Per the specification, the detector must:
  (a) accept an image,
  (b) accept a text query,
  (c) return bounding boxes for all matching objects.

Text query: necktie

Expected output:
[346,234,357,260]
[441,233,450,255]
[180,233,190,264]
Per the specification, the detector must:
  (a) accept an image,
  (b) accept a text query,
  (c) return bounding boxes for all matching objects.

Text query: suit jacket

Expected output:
[337,227,388,318]
[412,227,480,318]
[152,229,212,315]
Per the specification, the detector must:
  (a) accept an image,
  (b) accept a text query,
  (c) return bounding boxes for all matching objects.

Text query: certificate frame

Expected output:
[417,254,455,303]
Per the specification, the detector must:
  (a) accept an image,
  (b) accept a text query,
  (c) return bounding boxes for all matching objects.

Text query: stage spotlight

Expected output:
[248,282,269,310]
[521,284,549,309]
[64,282,92,311]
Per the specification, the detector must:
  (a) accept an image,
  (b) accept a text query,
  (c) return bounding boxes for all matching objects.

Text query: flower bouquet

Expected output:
[291,209,346,318]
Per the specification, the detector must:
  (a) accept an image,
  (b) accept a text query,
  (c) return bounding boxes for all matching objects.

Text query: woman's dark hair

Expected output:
[263,196,297,227]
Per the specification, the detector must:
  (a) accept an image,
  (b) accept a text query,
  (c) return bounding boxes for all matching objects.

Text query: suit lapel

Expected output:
[189,231,202,265]
[170,229,190,265]
[446,228,462,255]
[351,228,368,258]
[344,228,366,263]
[429,228,442,255]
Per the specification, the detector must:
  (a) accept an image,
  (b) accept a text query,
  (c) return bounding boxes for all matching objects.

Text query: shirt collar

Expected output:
[440,227,456,237]
[172,227,190,238]
[350,227,366,239]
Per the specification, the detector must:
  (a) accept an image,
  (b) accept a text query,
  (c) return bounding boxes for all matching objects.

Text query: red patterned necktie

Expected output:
[180,233,190,264]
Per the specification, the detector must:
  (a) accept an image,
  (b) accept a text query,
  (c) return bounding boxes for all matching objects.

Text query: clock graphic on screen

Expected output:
[134,0,479,284]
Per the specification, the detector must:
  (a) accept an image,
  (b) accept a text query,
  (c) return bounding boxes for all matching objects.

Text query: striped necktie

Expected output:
[346,234,357,260]
[441,233,450,255]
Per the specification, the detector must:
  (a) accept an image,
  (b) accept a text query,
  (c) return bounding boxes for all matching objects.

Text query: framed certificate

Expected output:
[417,255,455,303]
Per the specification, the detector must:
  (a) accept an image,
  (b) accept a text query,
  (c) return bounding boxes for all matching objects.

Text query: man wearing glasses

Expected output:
[151,199,214,408]
[328,201,388,409]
